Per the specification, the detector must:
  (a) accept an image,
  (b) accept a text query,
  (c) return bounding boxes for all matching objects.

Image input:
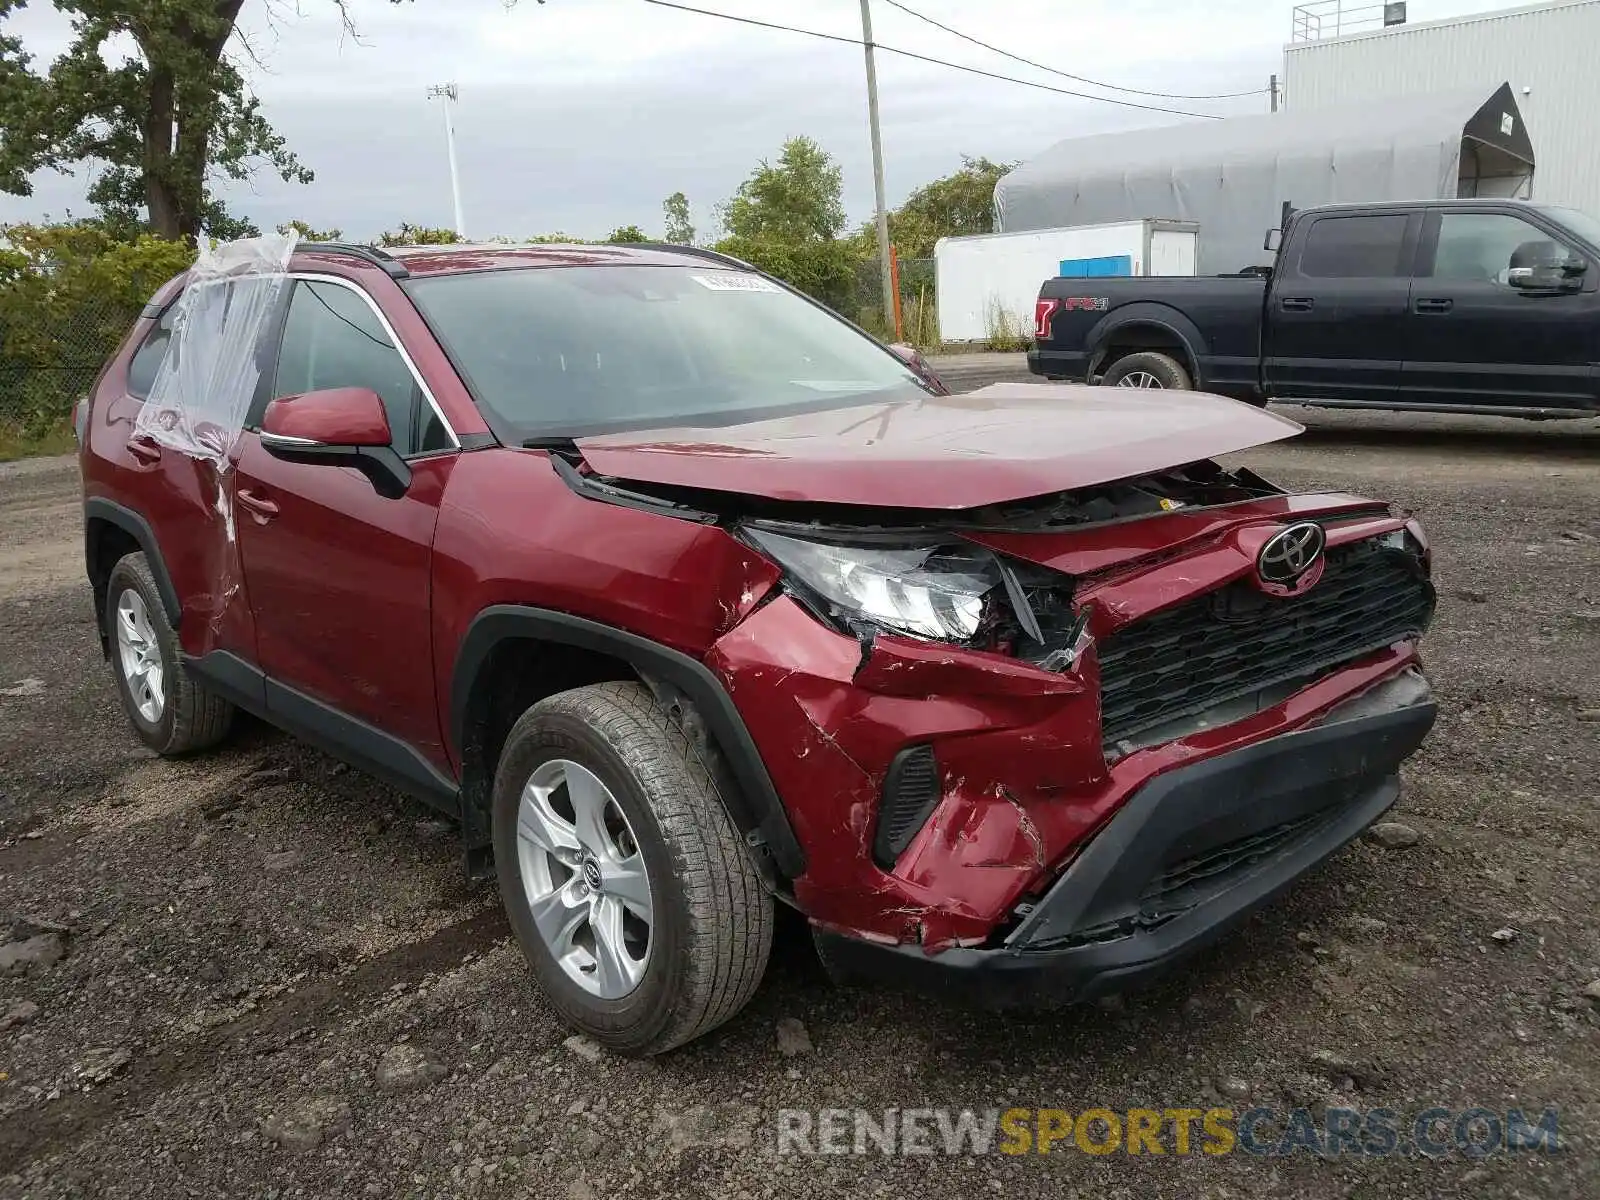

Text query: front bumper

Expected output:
[814,677,1436,1007]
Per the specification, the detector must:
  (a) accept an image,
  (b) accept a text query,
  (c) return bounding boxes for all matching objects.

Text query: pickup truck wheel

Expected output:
[104,552,235,755]
[492,681,773,1056]
[1102,351,1192,391]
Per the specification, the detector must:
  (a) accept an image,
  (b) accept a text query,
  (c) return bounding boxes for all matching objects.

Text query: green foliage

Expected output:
[720,136,844,244]
[0,0,314,242]
[279,219,344,242]
[376,222,463,247]
[713,235,857,315]
[0,220,195,436]
[605,225,649,244]
[662,191,694,245]
[524,232,586,244]
[891,156,1015,258]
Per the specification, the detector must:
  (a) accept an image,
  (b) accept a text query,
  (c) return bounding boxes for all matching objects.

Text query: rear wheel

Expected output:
[492,681,773,1056]
[1101,351,1192,391]
[105,552,235,755]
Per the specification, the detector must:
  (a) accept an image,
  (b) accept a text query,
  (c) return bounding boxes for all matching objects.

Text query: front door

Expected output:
[1400,209,1599,410]
[233,276,459,768]
[1265,210,1419,403]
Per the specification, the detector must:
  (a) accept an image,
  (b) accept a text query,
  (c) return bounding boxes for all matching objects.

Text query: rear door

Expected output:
[1400,208,1599,410]
[232,275,459,768]
[1265,210,1420,402]
[81,295,259,662]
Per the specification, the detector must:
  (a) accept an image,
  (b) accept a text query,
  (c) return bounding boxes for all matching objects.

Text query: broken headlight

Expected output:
[745,528,999,642]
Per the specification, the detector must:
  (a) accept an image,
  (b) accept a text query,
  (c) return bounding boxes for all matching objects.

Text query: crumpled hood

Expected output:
[574,382,1302,510]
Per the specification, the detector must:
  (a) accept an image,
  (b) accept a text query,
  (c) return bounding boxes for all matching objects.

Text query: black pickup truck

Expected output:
[1029,199,1600,418]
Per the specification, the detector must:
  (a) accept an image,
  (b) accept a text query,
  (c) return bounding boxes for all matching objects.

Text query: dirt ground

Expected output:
[2,385,1598,1199]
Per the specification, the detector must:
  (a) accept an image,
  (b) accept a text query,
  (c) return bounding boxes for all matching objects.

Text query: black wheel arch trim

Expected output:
[1084,305,1209,385]
[450,606,807,879]
[84,497,183,628]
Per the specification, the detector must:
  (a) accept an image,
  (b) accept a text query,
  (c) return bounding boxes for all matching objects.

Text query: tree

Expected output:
[0,1,483,243]
[882,156,1016,259]
[0,1,329,242]
[278,219,343,242]
[605,224,648,244]
[720,136,844,244]
[662,191,693,245]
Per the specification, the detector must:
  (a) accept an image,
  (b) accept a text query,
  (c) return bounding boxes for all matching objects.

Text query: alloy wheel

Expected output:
[515,758,653,999]
[114,588,165,723]
[1116,371,1165,389]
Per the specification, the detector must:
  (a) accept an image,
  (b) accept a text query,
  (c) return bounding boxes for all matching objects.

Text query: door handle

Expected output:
[1280,297,1315,312]
[236,488,280,522]
[1414,298,1454,314]
[126,436,162,464]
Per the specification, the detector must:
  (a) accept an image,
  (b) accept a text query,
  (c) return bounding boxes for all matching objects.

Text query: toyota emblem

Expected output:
[1256,522,1326,592]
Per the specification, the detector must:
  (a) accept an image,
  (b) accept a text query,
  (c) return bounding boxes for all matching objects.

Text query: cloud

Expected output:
[0,0,1403,239]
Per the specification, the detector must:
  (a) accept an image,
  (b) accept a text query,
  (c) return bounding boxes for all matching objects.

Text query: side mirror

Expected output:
[1508,259,1586,292]
[259,387,411,498]
[1263,228,1283,253]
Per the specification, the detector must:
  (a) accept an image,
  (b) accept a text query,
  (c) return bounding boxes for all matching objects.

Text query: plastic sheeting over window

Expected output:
[133,232,298,467]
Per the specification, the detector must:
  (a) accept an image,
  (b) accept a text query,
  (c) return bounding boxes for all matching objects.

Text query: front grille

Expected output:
[1139,807,1330,918]
[1097,540,1434,750]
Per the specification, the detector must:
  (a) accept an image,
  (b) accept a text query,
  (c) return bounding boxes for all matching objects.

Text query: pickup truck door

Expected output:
[1264,210,1420,403]
[1400,209,1599,411]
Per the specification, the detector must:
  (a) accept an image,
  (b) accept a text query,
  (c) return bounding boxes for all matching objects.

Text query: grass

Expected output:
[0,420,76,462]
[981,300,1034,353]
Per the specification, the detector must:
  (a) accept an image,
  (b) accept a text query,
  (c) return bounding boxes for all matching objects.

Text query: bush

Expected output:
[0,223,195,436]
[712,236,858,316]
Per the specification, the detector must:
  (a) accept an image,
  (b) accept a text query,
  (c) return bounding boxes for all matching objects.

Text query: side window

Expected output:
[1297,215,1410,279]
[272,281,424,453]
[126,303,180,399]
[1428,213,1581,285]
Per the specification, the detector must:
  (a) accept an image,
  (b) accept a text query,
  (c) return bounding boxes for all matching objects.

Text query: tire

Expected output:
[492,681,773,1056]
[104,552,235,755]
[1101,351,1192,391]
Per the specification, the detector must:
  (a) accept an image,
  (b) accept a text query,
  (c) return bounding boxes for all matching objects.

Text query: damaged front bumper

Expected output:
[811,671,1436,1006]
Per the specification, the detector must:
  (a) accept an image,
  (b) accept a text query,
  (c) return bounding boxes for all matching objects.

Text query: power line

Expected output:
[878,0,1269,101]
[640,0,1225,119]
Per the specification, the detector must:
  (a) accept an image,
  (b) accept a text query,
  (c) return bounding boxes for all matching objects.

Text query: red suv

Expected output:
[79,241,1437,1055]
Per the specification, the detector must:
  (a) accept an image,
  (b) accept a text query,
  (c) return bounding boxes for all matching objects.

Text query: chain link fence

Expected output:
[850,255,938,347]
[0,294,139,437]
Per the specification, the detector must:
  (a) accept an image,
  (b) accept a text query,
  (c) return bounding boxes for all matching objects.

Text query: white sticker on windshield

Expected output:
[691,273,782,293]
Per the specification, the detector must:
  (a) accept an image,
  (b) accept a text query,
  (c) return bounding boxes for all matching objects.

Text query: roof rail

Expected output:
[297,241,410,279]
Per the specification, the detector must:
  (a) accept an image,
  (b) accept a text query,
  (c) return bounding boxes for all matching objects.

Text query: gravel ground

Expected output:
[2,380,1598,1198]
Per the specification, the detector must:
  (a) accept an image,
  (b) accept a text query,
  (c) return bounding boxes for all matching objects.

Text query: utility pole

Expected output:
[1270,73,1280,113]
[859,0,896,337]
[427,83,467,239]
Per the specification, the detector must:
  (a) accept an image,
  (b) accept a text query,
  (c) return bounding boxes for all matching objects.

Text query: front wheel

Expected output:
[1101,351,1192,391]
[492,682,773,1056]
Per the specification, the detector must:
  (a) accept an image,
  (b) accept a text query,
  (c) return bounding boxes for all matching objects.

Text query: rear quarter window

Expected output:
[125,305,180,399]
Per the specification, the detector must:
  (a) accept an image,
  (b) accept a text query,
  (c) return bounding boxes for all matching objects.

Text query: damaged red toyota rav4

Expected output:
[79,238,1437,1055]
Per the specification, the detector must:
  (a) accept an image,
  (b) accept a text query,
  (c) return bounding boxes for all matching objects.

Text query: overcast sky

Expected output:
[0,0,1518,241]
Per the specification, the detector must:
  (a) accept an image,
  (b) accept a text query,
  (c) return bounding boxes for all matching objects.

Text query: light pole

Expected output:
[859,0,895,337]
[426,83,466,239]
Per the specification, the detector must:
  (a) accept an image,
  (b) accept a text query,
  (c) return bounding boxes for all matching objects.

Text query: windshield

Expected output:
[404,265,928,440]
[1539,206,1600,252]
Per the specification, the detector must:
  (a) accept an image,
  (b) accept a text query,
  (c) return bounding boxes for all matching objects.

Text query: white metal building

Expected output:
[1283,0,1600,215]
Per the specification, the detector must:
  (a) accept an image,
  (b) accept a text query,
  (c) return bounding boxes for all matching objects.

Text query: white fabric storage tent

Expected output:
[994,83,1535,275]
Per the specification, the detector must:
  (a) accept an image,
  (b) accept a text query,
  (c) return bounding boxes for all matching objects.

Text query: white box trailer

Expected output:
[934,219,1199,343]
